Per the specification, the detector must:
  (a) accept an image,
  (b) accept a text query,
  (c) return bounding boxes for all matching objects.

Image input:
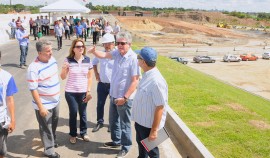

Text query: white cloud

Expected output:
[1,0,270,12]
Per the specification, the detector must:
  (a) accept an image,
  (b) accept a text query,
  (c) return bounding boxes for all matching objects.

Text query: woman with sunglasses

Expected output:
[60,38,93,144]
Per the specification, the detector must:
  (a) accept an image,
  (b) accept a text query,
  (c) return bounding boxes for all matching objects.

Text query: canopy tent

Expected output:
[40,0,90,13]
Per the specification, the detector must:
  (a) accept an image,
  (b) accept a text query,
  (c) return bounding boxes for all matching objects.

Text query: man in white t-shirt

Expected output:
[0,51,18,158]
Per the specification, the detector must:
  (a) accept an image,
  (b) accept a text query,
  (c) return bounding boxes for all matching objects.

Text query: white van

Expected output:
[223,54,241,62]
[262,52,270,59]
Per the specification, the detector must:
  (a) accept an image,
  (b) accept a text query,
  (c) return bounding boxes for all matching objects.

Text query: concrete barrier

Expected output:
[165,107,214,158]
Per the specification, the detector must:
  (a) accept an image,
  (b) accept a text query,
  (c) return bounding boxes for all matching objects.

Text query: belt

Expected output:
[101,82,110,85]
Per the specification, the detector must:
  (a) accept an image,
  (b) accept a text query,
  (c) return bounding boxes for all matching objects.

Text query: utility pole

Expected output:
[10,0,12,12]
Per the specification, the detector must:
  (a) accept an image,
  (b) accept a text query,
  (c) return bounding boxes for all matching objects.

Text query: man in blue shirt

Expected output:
[15,23,29,69]
[0,51,18,158]
[74,22,84,39]
[89,31,140,158]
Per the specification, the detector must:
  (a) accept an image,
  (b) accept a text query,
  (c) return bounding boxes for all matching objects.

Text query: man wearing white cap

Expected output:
[92,33,115,132]
[15,23,29,69]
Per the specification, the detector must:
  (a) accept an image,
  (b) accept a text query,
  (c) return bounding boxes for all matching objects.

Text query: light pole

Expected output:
[10,0,12,12]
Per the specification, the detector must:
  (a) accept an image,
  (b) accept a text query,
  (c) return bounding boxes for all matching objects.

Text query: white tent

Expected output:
[40,0,90,13]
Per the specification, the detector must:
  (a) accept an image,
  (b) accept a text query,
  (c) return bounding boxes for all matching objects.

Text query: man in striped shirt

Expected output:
[27,39,60,158]
[132,47,168,158]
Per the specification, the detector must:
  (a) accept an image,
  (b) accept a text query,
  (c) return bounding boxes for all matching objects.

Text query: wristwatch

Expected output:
[123,96,128,101]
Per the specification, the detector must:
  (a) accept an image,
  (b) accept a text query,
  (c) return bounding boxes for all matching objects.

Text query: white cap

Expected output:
[102,33,115,44]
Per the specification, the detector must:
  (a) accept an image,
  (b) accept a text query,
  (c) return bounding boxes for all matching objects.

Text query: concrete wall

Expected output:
[0,13,48,45]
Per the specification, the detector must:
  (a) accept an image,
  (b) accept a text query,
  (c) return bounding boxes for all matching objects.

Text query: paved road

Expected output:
[0,31,179,157]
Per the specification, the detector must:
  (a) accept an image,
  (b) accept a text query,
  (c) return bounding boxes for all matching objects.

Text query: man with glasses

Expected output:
[132,47,168,158]
[92,33,115,133]
[88,31,140,158]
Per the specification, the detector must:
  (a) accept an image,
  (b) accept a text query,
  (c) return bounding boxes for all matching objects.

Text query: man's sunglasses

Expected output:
[74,45,84,49]
[116,42,128,46]
[137,55,143,60]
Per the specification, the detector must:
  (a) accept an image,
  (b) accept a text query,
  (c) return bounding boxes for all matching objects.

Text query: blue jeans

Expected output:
[65,92,88,137]
[135,123,159,158]
[109,97,132,152]
[56,36,62,49]
[96,82,110,124]
[11,28,16,38]
[19,45,28,66]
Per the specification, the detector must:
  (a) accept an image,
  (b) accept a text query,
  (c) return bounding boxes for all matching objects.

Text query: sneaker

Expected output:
[104,142,121,148]
[54,142,59,148]
[92,123,103,132]
[116,150,128,158]
[44,152,60,158]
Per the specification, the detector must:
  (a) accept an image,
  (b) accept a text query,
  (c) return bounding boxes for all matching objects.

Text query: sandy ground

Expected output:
[117,16,270,101]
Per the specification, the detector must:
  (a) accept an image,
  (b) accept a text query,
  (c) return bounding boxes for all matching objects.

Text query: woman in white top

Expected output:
[60,39,93,144]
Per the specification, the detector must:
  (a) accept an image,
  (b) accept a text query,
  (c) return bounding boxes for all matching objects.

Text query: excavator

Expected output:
[217,22,232,29]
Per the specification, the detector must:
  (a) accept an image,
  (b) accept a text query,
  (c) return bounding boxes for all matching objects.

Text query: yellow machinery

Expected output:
[217,22,231,29]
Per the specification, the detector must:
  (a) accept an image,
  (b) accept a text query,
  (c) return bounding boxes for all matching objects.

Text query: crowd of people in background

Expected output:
[8,15,121,45]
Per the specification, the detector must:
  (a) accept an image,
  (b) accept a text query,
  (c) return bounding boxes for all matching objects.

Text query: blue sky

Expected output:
[1,0,270,12]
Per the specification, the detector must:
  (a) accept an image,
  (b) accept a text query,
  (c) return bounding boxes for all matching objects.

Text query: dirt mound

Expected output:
[117,16,245,45]
[122,18,163,31]
[161,11,270,27]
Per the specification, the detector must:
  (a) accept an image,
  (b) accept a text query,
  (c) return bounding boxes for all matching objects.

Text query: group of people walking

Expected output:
[2,20,168,158]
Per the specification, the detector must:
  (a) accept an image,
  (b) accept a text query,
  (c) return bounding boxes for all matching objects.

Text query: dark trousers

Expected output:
[65,92,88,137]
[135,123,159,158]
[30,26,33,35]
[19,45,28,66]
[96,82,110,124]
[33,26,38,40]
[0,123,8,156]
[44,26,49,35]
[84,31,87,41]
[93,31,98,44]
[69,24,73,35]
[65,30,70,39]
[56,36,62,49]
[41,25,45,34]
[35,106,59,156]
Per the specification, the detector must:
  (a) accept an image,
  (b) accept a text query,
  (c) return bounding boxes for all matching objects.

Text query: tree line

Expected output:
[1,3,270,22]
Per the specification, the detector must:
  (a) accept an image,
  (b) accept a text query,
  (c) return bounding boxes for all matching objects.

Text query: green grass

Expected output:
[157,56,270,158]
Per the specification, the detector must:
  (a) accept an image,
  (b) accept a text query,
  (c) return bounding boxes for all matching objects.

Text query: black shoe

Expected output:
[107,126,111,132]
[104,142,121,148]
[92,123,103,132]
[54,142,59,148]
[44,152,60,158]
